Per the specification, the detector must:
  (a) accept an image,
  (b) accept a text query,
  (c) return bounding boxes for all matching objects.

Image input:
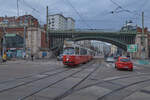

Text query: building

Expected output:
[0,27,25,56]
[91,41,111,56]
[0,15,39,27]
[76,40,92,49]
[4,34,24,58]
[48,14,75,30]
[0,15,49,58]
[103,43,111,56]
[0,16,16,27]
[16,15,39,27]
[120,20,148,33]
[66,17,75,30]
[110,45,117,56]
[120,20,137,32]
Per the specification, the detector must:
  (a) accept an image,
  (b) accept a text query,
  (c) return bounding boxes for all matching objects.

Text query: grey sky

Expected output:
[0,0,150,30]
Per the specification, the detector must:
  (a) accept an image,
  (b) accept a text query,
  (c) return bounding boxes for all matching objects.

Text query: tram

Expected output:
[63,45,94,66]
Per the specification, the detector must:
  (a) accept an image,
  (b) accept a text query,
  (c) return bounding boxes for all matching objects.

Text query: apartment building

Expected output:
[48,14,75,30]
[66,17,75,30]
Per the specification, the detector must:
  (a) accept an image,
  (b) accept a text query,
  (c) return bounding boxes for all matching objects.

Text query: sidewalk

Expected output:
[0,58,64,66]
[132,59,150,67]
[0,58,50,64]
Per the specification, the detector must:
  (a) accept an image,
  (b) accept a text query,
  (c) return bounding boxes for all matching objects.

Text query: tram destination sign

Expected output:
[127,44,137,52]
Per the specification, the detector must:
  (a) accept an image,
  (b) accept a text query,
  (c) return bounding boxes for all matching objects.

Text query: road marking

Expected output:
[135,71,146,74]
[105,63,114,68]
[133,66,141,69]
[103,76,121,81]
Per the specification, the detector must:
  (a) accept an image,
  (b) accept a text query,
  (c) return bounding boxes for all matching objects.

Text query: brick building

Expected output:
[136,27,148,33]
[0,15,48,58]
[16,15,39,27]
[0,15,39,27]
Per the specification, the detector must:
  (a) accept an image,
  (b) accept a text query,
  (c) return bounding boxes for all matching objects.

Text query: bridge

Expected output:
[48,29,149,59]
[0,27,148,59]
[49,30,136,50]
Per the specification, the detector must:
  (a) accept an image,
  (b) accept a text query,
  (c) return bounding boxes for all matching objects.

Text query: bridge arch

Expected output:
[72,36,128,51]
[48,30,137,55]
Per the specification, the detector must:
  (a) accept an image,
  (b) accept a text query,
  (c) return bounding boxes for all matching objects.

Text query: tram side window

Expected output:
[75,47,79,55]
[84,49,87,55]
[80,48,83,55]
[80,48,87,55]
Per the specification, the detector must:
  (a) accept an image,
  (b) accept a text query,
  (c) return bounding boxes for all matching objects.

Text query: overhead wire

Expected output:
[17,0,19,16]
[110,0,132,14]
[19,0,45,24]
[109,0,150,27]
[22,0,40,13]
[63,0,92,29]
[110,0,150,18]
[15,0,150,29]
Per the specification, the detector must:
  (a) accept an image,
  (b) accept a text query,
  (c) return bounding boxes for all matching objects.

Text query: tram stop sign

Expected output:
[127,44,137,52]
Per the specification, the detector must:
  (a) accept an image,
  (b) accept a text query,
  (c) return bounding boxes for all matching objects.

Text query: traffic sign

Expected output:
[127,44,137,52]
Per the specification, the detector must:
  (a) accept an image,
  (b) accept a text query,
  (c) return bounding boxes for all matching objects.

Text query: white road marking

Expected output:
[103,76,121,81]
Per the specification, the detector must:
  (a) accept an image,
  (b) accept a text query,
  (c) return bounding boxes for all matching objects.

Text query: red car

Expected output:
[115,57,133,71]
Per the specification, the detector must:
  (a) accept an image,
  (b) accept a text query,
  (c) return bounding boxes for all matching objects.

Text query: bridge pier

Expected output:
[135,34,149,59]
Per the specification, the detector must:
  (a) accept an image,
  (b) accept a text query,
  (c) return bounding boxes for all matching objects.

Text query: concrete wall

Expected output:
[135,33,149,59]
[26,27,41,58]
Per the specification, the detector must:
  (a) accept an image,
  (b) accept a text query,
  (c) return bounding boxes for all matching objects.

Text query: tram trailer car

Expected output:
[63,46,93,66]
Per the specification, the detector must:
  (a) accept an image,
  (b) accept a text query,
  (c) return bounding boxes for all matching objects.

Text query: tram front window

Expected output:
[63,48,75,55]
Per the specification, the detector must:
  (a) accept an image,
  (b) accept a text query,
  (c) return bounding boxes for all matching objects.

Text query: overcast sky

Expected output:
[0,0,150,30]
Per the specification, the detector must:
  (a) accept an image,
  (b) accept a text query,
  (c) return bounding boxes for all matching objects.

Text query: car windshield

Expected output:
[120,58,130,62]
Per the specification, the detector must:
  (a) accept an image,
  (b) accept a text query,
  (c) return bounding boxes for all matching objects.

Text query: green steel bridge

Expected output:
[48,29,137,54]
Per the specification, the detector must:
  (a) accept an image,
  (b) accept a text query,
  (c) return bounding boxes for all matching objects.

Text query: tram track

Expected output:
[61,64,150,100]
[59,75,150,100]
[17,60,96,100]
[0,67,70,93]
[97,77,150,100]
[53,61,101,100]
[0,66,64,84]
[74,72,150,92]
[2,59,148,100]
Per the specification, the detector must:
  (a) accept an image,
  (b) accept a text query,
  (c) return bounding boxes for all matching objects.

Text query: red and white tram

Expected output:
[63,45,94,66]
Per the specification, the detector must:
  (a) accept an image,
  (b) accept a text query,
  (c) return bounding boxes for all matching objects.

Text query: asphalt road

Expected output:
[0,59,150,100]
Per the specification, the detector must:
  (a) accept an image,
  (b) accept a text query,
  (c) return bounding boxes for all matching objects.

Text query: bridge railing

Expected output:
[48,29,137,34]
